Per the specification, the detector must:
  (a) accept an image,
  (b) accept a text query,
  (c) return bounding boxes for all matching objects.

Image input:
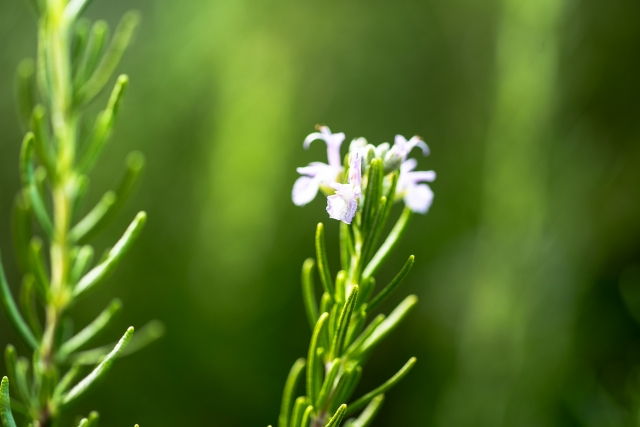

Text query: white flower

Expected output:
[392,134,429,159]
[292,126,345,206]
[397,158,436,214]
[327,151,362,224]
[383,135,429,174]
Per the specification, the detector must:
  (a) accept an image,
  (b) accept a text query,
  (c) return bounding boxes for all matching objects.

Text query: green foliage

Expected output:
[277,151,420,427]
[0,0,161,425]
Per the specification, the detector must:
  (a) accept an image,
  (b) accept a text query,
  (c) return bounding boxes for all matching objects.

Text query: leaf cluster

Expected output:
[276,158,419,427]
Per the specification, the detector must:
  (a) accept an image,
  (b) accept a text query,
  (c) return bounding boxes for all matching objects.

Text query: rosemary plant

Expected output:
[0,0,161,426]
[274,127,436,427]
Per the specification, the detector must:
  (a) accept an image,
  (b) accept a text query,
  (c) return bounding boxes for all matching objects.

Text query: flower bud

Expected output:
[383,146,403,174]
[375,142,390,159]
[349,137,368,153]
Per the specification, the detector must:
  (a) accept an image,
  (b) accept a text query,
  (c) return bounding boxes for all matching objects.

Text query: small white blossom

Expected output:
[397,158,436,214]
[327,151,362,224]
[292,126,345,206]
[383,135,429,173]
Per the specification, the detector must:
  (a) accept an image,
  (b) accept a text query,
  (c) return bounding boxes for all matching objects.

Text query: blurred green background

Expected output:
[2,0,640,425]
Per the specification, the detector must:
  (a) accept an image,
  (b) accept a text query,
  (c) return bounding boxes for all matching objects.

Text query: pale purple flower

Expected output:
[397,158,436,214]
[292,126,345,206]
[383,135,430,173]
[393,135,429,158]
[327,151,362,224]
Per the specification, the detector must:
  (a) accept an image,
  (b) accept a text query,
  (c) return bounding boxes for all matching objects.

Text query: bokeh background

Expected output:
[2,0,640,425]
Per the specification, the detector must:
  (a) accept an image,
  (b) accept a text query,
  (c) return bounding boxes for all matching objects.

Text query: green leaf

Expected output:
[0,251,38,350]
[300,406,314,427]
[344,312,366,350]
[64,0,97,22]
[356,277,375,311]
[278,358,306,427]
[52,363,82,402]
[87,411,99,427]
[334,270,347,305]
[12,193,32,275]
[70,245,94,286]
[71,20,91,74]
[315,223,335,297]
[362,206,412,279]
[316,358,341,409]
[18,275,42,338]
[339,222,353,272]
[359,197,387,274]
[30,105,55,177]
[362,172,398,264]
[329,286,358,360]
[290,396,309,427]
[3,346,30,406]
[359,296,417,356]
[69,192,116,242]
[61,327,134,407]
[77,12,140,104]
[72,175,90,221]
[15,59,35,131]
[28,237,50,301]
[58,299,122,359]
[75,151,145,241]
[350,395,384,427]
[307,312,329,405]
[345,358,416,416]
[301,258,318,330]
[325,404,347,427]
[70,320,164,365]
[73,211,146,298]
[20,133,53,237]
[365,255,414,312]
[71,152,143,242]
[74,20,109,92]
[361,159,383,234]
[0,377,17,427]
[77,75,129,173]
[330,367,361,414]
[344,314,385,358]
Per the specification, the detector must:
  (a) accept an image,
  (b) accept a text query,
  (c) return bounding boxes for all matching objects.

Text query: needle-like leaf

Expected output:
[353,296,417,359]
[278,358,306,427]
[58,299,122,359]
[365,255,414,313]
[345,358,416,416]
[61,327,134,407]
[315,223,334,297]
[73,211,146,298]
[307,312,329,404]
[316,358,341,408]
[20,133,53,237]
[350,394,384,427]
[0,377,17,427]
[325,404,347,427]
[77,12,140,104]
[329,286,358,360]
[302,259,318,330]
[362,207,412,280]
[0,250,38,350]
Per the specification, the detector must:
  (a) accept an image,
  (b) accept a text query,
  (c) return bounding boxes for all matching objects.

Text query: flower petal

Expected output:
[404,184,434,214]
[292,176,321,206]
[303,132,325,149]
[411,138,430,156]
[409,170,436,183]
[326,194,358,224]
[400,158,418,173]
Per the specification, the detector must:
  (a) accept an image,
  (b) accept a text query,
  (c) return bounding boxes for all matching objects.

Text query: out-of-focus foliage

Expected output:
[1,0,639,426]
